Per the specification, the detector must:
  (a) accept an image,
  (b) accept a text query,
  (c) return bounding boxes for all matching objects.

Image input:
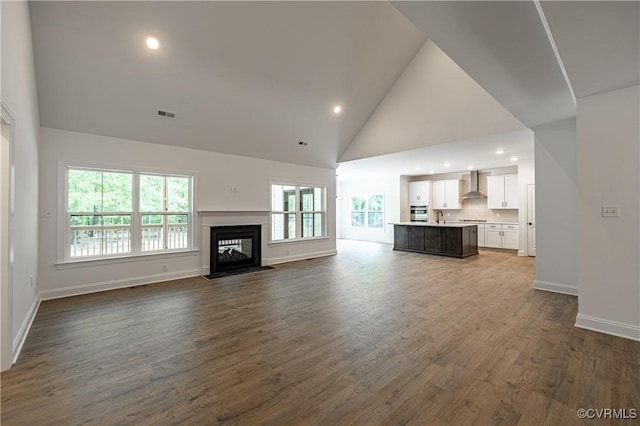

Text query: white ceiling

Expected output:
[392,0,577,129]
[337,0,638,179]
[339,40,527,163]
[337,128,533,180]
[28,1,639,176]
[29,1,425,169]
[540,1,640,99]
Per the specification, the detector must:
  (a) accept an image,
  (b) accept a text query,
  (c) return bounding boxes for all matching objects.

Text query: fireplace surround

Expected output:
[210,225,261,273]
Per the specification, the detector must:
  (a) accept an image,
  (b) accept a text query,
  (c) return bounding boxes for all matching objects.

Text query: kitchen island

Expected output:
[393,222,478,258]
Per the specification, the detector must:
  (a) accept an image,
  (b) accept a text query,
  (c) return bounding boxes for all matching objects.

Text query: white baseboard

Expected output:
[266,249,337,265]
[576,313,640,342]
[534,280,578,296]
[12,294,41,364]
[39,269,202,301]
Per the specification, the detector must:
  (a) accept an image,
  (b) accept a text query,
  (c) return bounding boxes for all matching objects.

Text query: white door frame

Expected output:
[1,100,16,371]
[526,184,536,257]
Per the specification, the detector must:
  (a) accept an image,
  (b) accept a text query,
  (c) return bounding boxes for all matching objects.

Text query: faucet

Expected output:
[435,210,444,224]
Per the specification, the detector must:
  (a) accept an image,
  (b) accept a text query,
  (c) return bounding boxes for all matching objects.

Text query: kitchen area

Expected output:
[397,167,523,255]
[335,134,536,258]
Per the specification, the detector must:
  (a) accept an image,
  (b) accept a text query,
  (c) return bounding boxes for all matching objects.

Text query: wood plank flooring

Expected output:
[1,240,639,425]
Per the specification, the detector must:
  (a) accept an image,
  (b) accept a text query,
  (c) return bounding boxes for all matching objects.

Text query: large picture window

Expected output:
[271,183,326,241]
[66,167,193,260]
[350,194,383,228]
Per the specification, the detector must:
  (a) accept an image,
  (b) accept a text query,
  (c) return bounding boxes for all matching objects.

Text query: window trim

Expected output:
[269,180,328,243]
[58,162,196,264]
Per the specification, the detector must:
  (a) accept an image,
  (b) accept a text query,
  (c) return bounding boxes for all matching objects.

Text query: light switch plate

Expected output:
[601,205,620,217]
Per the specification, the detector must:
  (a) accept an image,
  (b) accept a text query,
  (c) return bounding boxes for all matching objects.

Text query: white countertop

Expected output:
[393,222,479,228]
[449,221,518,225]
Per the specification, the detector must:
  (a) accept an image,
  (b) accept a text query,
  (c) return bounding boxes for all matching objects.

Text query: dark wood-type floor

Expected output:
[2,240,639,425]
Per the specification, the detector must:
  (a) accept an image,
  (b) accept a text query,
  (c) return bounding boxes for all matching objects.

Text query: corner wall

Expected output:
[1,1,41,362]
[533,118,578,295]
[576,85,640,340]
[38,127,336,299]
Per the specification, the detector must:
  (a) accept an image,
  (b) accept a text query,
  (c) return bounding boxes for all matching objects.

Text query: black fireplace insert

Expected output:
[210,225,261,273]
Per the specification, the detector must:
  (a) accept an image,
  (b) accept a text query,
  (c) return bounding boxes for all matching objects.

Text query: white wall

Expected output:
[1,1,41,362]
[575,85,640,341]
[533,118,577,295]
[337,176,400,244]
[38,127,336,299]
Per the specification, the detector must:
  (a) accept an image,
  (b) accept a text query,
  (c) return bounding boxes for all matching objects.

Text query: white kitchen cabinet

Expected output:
[502,224,519,250]
[484,223,519,249]
[487,174,519,209]
[477,224,486,247]
[485,224,503,248]
[409,181,430,205]
[432,179,460,209]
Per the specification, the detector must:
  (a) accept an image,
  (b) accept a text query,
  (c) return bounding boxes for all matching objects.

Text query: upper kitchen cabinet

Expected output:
[409,181,431,206]
[487,174,518,209]
[432,179,460,209]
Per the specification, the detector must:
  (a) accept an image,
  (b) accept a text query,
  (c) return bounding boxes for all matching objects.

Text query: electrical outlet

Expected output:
[496,212,500,218]
[602,205,620,218]
[43,209,52,218]
[162,264,168,272]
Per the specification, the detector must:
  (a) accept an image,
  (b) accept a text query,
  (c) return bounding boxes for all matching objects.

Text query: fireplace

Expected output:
[210,225,261,273]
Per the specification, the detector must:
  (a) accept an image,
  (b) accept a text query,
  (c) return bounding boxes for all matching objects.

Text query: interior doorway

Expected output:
[1,100,16,371]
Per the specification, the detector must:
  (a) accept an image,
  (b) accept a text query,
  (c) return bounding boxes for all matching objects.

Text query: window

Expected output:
[271,183,326,241]
[66,167,192,260]
[139,174,190,252]
[350,194,384,228]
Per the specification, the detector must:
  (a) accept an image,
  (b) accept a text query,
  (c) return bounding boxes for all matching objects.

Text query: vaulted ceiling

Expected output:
[28,1,639,172]
[29,1,425,169]
[393,0,639,129]
[339,0,638,176]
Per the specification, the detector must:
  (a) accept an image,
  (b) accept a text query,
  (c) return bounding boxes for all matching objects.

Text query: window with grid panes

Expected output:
[270,183,326,241]
[65,167,192,260]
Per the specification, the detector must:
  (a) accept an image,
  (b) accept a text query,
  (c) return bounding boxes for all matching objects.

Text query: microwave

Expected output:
[410,205,429,222]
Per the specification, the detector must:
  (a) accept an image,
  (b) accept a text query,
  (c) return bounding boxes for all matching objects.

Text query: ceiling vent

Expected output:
[156,109,176,119]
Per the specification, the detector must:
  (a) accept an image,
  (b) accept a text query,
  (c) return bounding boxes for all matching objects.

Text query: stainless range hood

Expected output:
[462,171,487,199]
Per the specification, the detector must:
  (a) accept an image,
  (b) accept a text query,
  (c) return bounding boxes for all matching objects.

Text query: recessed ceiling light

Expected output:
[146,36,160,50]
[429,170,435,174]
[495,149,505,155]
[333,105,342,114]
[467,166,474,170]
[444,162,451,167]
[510,156,519,161]
[415,166,422,171]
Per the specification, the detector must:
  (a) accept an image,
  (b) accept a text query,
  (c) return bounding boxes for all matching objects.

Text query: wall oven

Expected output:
[410,205,429,222]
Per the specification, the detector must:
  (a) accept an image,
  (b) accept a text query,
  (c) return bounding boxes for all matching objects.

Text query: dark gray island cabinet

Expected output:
[393,223,478,258]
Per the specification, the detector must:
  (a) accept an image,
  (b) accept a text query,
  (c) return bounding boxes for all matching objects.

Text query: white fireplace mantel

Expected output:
[199,210,270,275]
